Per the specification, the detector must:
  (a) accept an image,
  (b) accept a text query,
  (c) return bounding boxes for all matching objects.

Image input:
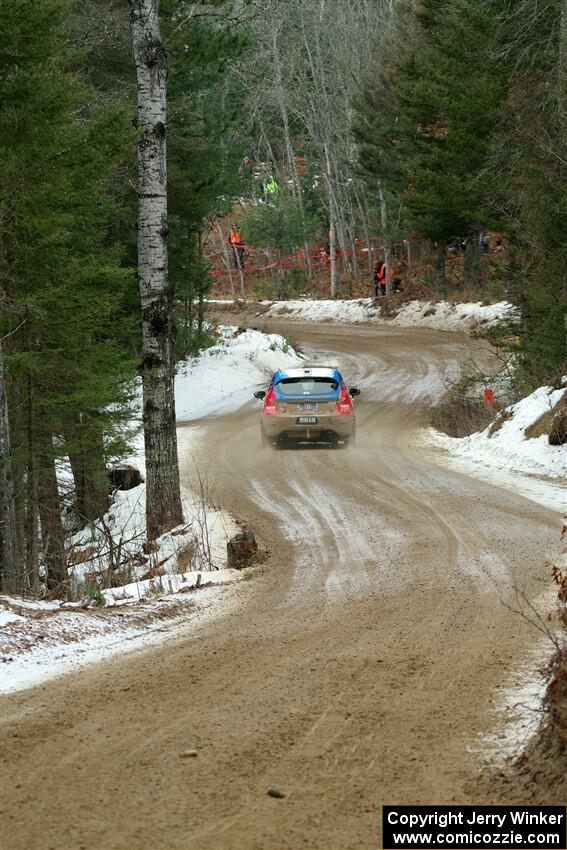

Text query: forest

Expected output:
[1,0,565,594]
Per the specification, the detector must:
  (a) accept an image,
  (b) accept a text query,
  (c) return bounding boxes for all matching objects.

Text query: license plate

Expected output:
[296,416,318,425]
[298,402,317,411]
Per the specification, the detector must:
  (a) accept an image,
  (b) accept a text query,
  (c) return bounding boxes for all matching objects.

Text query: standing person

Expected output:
[374,258,387,296]
[229,226,245,268]
[372,261,380,295]
[391,260,403,293]
[264,175,279,201]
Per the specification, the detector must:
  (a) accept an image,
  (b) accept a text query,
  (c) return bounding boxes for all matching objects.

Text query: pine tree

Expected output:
[1,0,135,592]
[490,0,567,388]
[0,327,20,592]
[405,1,507,281]
[355,0,508,290]
[163,4,248,353]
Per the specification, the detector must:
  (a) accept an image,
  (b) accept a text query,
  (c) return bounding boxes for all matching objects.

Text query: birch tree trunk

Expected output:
[234,247,245,296]
[405,239,412,272]
[215,222,235,295]
[0,339,21,594]
[130,0,183,539]
[277,262,286,300]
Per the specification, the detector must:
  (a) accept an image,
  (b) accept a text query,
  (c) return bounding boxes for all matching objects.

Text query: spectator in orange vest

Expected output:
[229,226,245,268]
[373,259,387,296]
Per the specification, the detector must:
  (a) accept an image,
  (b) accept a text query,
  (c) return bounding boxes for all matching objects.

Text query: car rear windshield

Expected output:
[275,377,339,397]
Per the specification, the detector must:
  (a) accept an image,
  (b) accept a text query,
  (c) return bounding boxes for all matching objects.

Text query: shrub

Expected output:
[431,397,496,438]
[287,266,308,296]
[251,278,278,300]
[78,581,105,607]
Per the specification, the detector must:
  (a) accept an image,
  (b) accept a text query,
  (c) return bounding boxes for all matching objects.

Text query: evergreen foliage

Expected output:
[0,0,135,591]
[242,196,315,258]
[356,0,507,243]
[489,0,566,389]
[163,4,249,354]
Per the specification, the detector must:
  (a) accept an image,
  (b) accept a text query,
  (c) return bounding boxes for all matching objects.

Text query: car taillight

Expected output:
[336,385,353,415]
[262,387,280,416]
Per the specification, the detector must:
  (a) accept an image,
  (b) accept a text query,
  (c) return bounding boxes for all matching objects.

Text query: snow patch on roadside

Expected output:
[267,298,380,325]
[265,298,517,332]
[0,483,244,694]
[0,581,242,694]
[0,609,25,627]
[474,635,551,764]
[423,385,566,511]
[175,325,304,421]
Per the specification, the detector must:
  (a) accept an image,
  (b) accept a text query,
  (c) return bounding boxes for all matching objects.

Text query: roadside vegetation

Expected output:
[473,538,567,803]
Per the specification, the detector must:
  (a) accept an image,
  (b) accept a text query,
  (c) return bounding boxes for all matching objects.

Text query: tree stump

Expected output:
[108,465,144,491]
[227,531,258,569]
[549,409,567,446]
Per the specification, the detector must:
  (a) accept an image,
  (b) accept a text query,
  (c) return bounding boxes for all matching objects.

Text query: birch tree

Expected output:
[130,0,183,538]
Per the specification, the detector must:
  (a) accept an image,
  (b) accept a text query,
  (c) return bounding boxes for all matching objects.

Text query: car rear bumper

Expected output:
[262,414,354,441]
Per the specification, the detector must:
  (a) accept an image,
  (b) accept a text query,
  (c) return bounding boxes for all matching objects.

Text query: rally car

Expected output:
[254,366,361,448]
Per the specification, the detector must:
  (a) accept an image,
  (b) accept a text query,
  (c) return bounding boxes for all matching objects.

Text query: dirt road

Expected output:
[1,322,560,850]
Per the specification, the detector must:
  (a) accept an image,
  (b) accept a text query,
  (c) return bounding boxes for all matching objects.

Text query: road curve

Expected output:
[1,322,560,850]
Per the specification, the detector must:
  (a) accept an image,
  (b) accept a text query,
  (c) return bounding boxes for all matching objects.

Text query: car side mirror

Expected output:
[254,390,266,400]
[349,387,361,397]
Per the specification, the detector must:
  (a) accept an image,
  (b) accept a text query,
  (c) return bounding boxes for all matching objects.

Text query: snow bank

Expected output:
[426,385,566,511]
[0,580,242,694]
[388,299,517,331]
[0,482,245,692]
[266,298,380,324]
[433,385,565,478]
[0,608,24,627]
[265,298,517,332]
[175,326,304,421]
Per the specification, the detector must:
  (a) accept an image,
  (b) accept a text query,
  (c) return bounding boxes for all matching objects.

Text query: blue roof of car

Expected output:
[272,367,342,399]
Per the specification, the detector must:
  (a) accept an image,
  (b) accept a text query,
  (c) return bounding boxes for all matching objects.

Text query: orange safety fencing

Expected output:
[212,237,404,277]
